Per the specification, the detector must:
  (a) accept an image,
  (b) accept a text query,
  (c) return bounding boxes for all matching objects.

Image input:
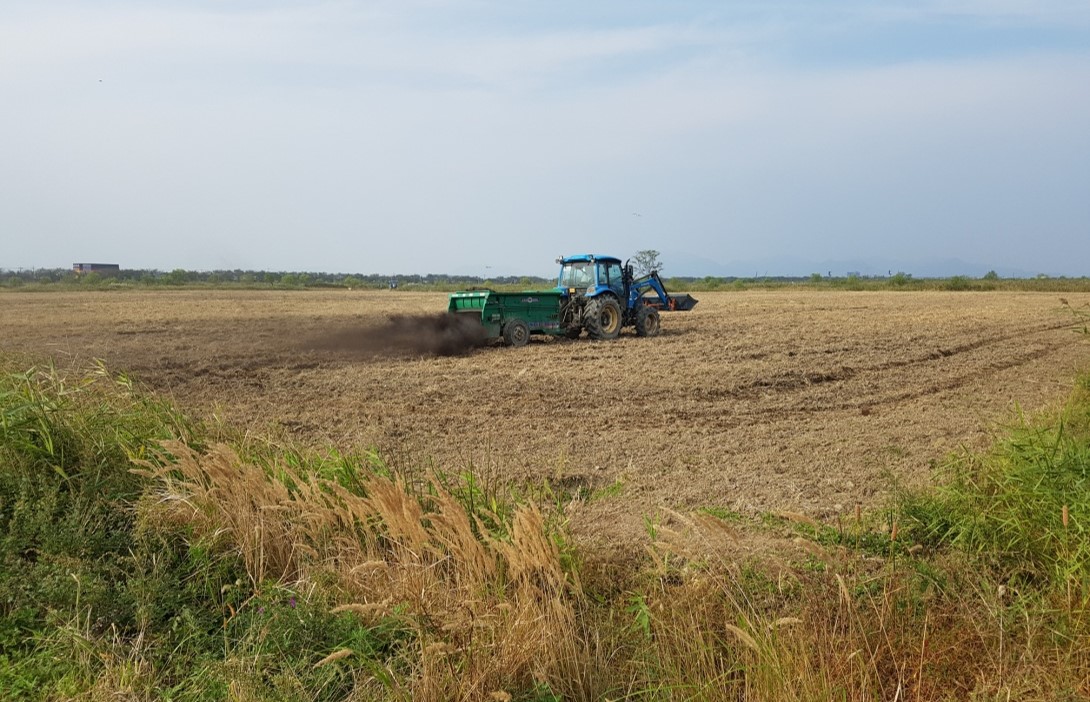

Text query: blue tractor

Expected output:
[556,254,698,340]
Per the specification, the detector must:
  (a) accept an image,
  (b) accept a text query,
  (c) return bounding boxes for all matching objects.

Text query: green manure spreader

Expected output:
[448,254,697,347]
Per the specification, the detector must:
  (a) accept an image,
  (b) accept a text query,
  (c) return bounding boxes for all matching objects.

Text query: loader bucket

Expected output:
[640,293,698,312]
[667,294,698,311]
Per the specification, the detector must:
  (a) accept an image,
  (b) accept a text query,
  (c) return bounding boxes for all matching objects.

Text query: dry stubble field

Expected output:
[2,288,1087,558]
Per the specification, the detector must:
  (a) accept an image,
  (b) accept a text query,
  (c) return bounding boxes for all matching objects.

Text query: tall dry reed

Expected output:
[135,441,605,700]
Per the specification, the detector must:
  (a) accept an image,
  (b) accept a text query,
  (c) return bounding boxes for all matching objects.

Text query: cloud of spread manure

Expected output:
[308,313,488,358]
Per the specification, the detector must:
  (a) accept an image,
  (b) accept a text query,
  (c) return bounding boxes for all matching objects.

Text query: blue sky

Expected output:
[2,1,1088,277]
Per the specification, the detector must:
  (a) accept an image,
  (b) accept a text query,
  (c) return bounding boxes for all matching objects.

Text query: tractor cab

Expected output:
[556,255,625,299]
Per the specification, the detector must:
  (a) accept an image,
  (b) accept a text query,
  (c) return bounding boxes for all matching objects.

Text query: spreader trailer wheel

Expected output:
[502,318,531,347]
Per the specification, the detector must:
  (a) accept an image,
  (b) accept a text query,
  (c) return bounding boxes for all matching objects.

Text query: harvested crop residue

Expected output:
[2,288,1088,561]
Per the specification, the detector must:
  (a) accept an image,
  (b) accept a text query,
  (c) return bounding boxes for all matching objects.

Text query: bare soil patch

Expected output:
[3,288,1087,559]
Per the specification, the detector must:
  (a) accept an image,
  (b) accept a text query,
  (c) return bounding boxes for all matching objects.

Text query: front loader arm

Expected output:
[628,270,699,312]
[630,271,671,307]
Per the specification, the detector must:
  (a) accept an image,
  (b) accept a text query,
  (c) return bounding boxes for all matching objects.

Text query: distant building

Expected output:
[72,263,120,276]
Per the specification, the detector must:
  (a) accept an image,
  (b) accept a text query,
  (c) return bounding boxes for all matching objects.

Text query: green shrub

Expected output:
[900,383,1090,587]
[0,365,209,698]
[944,275,972,291]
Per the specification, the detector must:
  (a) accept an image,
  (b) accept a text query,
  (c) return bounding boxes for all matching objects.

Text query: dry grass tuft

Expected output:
[136,441,602,700]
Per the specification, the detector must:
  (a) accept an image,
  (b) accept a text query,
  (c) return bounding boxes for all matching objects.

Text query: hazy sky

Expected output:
[2,1,1089,277]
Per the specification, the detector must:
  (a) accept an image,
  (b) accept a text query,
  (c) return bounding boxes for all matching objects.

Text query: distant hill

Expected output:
[663,251,1043,279]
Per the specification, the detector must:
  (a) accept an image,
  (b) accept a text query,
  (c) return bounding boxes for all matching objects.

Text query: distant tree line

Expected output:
[2,267,1089,293]
[0,268,554,290]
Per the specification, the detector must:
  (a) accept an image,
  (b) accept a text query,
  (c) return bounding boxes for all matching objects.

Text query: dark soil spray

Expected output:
[308,313,488,358]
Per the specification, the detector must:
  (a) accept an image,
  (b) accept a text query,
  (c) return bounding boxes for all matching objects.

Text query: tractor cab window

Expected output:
[600,262,624,298]
[560,262,594,288]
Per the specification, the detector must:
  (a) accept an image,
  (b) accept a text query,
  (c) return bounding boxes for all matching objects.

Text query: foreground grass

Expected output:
[1,360,1088,700]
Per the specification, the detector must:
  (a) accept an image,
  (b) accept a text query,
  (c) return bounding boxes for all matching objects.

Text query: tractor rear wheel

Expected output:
[635,305,661,337]
[503,319,530,347]
[583,297,622,340]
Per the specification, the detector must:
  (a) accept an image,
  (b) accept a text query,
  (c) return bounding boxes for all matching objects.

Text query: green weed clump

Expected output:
[0,363,215,698]
[0,366,403,700]
[901,387,1090,587]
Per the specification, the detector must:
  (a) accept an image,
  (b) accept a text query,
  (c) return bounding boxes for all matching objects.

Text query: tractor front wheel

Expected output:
[503,319,530,347]
[635,305,661,337]
[583,297,622,340]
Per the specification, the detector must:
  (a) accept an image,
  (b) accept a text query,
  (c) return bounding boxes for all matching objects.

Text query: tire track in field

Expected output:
[875,318,1074,371]
[851,344,1059,414]
[841,319,1075,413]
[690,320,1077,427]
[679,342,1067,431]
[728,319,1073,398]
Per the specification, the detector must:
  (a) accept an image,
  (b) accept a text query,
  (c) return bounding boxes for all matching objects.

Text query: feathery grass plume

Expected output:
[331,602,390,619]
[422,642,455,657]
[835,574,852,607]
[725,623,761,653]
[313,648,353,668]
[772,617,803,629]
[137,441,302,586]
[777,510,820,528]
[644,507,751,570]
[794,536,829,561]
